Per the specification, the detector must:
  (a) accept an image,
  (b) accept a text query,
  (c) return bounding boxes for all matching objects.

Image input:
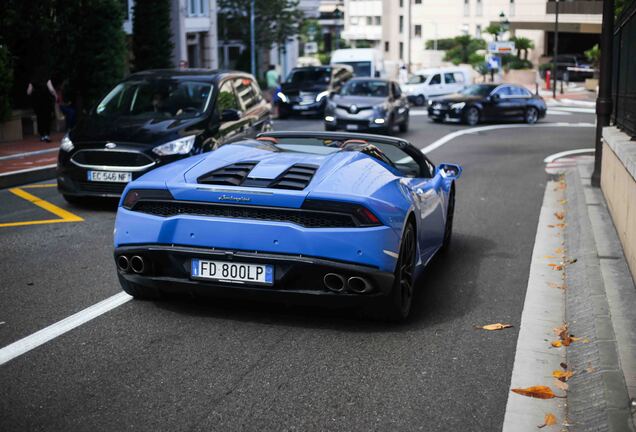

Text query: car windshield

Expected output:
[286,69,331,84]
[459,84,497,97]
[407,74,428,84]
[337,61,372,77]
[341,80,388,97]
[95,79,213,119]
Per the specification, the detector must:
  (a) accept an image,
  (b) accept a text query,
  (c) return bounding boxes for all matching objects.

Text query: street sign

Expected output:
[488,41,515,54]
[487,55,501,71]
[305,42,318,54]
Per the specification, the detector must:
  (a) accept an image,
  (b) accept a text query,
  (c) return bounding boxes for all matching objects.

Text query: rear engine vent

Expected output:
[197,162,257,186]
[269,164,318,191]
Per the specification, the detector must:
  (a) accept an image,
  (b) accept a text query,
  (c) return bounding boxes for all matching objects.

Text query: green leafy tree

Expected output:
[510,36,534,60]
[132,0,174,71]
[443,35,486,65]
[485,23,503,41]
[218,0,304,71]
[585,44,601,78]
[0,45,13,121]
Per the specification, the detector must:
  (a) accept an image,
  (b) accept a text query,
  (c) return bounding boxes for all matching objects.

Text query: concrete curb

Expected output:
[0,165,57,189]
[563,162,636,431]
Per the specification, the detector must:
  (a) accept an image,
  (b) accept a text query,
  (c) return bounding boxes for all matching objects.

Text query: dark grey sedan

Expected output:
[324,78,410,135]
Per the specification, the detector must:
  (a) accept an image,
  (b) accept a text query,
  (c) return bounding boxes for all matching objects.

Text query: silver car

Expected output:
[324,78,410,135]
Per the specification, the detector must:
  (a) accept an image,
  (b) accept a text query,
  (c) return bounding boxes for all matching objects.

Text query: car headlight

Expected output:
[427,99,434,107]
[60,135,74,152]
[152,135,196,156]
[450,102,466,110]
[277,92,288,103]
[315,90,329,102]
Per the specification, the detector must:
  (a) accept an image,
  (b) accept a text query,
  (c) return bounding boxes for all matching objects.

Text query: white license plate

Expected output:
[432,110,441,115]
[293,105,310,111]
[191,259,274,285]
[345,124,359,131]
[87,170,132,183]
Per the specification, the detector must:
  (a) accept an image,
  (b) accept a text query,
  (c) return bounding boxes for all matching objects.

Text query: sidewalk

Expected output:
[0,133,62,189]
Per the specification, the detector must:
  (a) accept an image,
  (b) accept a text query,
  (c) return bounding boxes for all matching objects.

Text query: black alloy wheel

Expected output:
[441,186,455,252]
[383,222,416,321]
[415,95,426,106]
[525,107,539,124]
[464,106,480,126]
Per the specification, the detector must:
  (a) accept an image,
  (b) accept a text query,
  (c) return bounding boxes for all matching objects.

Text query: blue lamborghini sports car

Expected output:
[113,131,461,320]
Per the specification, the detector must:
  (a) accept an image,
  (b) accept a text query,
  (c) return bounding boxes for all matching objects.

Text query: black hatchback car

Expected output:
[57,69,271,201]
[277,65,353,118]
[428,84,547,126]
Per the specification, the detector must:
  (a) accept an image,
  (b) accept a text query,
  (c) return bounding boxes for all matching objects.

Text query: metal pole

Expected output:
[250,0,256,77]
[591,0,615,187]
[552,0,559,98]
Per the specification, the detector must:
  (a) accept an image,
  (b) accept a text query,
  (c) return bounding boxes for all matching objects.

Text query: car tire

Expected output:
[525,107,539,124]
[374,222,417,322]
[399,116,409,133]
[62,194,86,205]
[414,95,426,106]
[277,106,290,119]
[325,124,337,131]
[440,185,455,253]
[384,115,395,136]
[118,275,161,300]
[431,118,443,123]
[464,107,480,126]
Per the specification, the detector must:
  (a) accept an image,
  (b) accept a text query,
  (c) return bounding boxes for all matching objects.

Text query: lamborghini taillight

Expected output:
[301,199,382,227]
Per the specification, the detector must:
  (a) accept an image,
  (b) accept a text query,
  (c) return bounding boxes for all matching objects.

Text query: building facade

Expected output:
[343,0,601,71]
[123,0,219,70]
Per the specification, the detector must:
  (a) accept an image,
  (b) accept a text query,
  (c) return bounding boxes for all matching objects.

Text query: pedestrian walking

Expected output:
[56,80,76,131]
[398,64,408,85]
[27,67,57,142]
[265,64,281,117]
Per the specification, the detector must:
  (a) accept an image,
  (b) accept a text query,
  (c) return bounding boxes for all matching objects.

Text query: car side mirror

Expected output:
[491,93,500,102]
[436,163,462,180]
[220,109,242,122]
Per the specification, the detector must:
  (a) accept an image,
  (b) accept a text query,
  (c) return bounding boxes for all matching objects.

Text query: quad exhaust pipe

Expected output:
[323,273,345,292]
[130,255,146,274]
[117,255,130,272]
[347,276,372,294]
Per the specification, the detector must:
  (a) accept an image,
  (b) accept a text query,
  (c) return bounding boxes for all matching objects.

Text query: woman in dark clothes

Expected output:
[26,67,57,142]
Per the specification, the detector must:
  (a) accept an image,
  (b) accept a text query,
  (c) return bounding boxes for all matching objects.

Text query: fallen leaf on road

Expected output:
[544,255,556,259]
[559,199,568,205]
[548,282,566,290]
[548,263,564,271]
[512,386,562,399]
[586,366,596,373]
[553,379,569,391]
[547,224,556,228]
[551,340,563,348]
[552,370,574,380]
[555,211,565,220]
[538,413,557,428]
[567,258,578,265]
[560,362,568,369]
[555,223,567,228]
[555,247,565,254]
[475,323,513,331]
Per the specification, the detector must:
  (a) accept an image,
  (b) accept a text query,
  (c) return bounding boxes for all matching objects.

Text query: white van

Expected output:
[330,48,385,78]
[402,67,473,106]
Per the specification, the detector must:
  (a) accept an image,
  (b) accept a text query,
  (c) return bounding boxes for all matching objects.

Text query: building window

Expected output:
[375,16,381,25]
[366,16,373,25]
[399,42,404,60]
[399,15,404,33]
[414,25,422,37]
[399,0,403,7]
[476,0,482,16]
[476,24,482,38]
[463,0,470,17]
[385,41,389,52]
[415,0,422,3]
[510,0,516,16]
[188,0,209,17]
[350,16,358,25]
[461,23,469,35]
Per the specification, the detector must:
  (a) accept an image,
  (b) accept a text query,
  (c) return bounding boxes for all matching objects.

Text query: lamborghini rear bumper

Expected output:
[114,245,395,301]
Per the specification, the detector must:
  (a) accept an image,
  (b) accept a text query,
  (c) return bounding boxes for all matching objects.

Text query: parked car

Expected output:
[427,83,547,126]
[402,67,473,106]
[57,69,271,201]
[113,131,461,321]
[541,54,595,81]
[277,65,353,118]
[324,78,410,134]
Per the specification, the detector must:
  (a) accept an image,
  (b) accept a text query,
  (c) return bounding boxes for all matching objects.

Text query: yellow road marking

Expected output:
[0,185,83,228]
[20,183,57,189]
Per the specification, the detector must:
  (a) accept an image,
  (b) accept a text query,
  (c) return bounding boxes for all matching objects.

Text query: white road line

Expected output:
[502,180,567,431]
[0,148,58,162]
[410,110,428,116]
[0,292,132,366]
[545,109,572,116]
[0,163,57,178]
[544,148,595,163]
[421,122,595,154]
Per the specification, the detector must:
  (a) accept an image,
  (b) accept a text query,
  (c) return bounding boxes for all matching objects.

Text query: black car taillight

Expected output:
[122,189,174,210]
[301,199,382,227]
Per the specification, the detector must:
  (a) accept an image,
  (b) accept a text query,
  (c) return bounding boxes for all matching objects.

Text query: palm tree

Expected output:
[511,36,534,61]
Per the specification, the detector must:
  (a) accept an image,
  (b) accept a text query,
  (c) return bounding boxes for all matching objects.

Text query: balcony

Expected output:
[546,1,603,15]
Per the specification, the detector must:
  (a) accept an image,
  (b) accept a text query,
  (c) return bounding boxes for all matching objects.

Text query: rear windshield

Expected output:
[341,80,388,97]
[407,75,428,84]
[338,61,372,77]
[286,69,331,84]
[95,79,213,119]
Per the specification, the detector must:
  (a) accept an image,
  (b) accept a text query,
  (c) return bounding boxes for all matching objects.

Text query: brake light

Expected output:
[301,199,382,227]
[122,189,174,210]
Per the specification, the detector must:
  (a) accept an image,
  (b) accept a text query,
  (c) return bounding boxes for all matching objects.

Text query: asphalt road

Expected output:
[0,109,595,431]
